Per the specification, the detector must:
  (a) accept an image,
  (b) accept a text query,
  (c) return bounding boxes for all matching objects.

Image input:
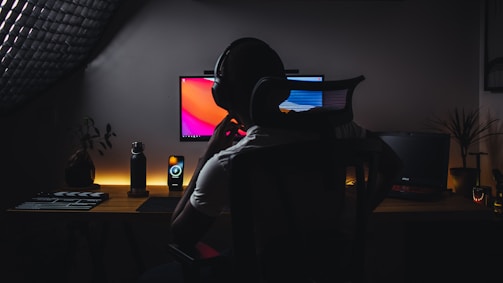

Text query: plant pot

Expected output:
[65,148,95,187]
[450,167,478,198]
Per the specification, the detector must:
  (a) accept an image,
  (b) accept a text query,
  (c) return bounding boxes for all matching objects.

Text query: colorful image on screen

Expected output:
[180,75,324,141]
[279,76,323,112]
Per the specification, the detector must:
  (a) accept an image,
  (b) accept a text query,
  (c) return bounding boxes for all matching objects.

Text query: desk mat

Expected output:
[136,197,180,212]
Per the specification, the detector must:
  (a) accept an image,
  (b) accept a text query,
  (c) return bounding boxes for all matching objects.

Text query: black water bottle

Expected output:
[129,141,149,197]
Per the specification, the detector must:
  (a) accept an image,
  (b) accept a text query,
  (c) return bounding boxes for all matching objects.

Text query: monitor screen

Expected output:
[179,74,324,141]
[377,131,451,190]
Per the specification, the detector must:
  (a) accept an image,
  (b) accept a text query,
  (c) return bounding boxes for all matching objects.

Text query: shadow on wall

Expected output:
[0,1,152,211]
[0,71,87,211]
[88,0,153,62]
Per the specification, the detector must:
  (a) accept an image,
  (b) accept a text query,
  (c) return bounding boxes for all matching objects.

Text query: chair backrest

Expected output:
[228,138,382,283]
[250,75,365,135]
[225,76,379,283]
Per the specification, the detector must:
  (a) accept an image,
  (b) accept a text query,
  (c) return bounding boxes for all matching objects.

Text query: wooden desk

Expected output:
[5,186,499,283]
[8,185,493,220]
[7,185,182,222]
[5,185,183,283]
[369,194,500,283]
[375,193,494,222]
[91,185,181,213]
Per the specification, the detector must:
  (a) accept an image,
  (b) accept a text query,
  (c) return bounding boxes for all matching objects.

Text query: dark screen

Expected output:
[378,131,451,189]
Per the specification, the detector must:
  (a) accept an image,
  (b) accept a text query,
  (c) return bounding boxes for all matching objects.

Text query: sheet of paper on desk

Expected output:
[13,191,109,211]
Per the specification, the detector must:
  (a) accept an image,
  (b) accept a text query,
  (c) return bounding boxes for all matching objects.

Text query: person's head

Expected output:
[212,37,287,125]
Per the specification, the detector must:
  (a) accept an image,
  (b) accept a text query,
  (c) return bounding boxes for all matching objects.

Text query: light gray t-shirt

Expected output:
[190,122,366,217]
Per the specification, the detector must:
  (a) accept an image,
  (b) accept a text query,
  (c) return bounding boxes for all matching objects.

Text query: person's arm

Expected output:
[170,114,240,248]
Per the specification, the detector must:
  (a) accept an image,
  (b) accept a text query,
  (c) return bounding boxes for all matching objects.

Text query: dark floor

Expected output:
[3,218,162,283]
[2,211,233,283]
[3,209,503,283]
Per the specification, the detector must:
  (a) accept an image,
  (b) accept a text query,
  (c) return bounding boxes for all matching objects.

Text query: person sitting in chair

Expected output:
[139,37,402,283]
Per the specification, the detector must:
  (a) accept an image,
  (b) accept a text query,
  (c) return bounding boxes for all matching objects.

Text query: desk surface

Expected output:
[6,185,180,221]
[91,185,180,213]
[7,185,494,222]
[375,192,494,222]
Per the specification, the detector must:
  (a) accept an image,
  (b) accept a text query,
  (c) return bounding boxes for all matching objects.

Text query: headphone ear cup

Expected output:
[212,38,269,111]
[212,43,232,111]
[212,76,231,110]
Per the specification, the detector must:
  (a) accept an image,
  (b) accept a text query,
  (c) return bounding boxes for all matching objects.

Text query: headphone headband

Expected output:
[211,37,283,111]
[213,37,268,79]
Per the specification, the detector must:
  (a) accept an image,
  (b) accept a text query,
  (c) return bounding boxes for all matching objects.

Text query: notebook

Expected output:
[13,191,109,210]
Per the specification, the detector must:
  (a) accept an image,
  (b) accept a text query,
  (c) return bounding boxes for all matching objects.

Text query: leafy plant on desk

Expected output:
[69,116,117,156]
[427,107,503,197]
[427,107,502,168]
[65,116,117,188]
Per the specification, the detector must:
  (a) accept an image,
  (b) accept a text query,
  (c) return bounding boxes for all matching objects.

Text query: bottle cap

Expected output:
[131,141,144,154]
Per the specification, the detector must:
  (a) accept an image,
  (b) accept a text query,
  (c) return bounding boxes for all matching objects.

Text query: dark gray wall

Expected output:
[2,0,484,195]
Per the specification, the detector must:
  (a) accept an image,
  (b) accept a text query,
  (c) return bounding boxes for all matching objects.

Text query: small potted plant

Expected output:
[65,116,117,188]
[427,107,502,197]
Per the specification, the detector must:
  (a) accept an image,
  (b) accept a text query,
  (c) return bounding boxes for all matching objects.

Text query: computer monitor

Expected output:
[179,74,324,141]
[377,131,451,194]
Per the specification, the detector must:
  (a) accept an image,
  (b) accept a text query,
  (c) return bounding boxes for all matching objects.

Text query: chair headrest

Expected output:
[250,75,365,134]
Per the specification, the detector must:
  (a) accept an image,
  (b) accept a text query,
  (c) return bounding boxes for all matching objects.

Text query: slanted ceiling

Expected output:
[0,0,124,115]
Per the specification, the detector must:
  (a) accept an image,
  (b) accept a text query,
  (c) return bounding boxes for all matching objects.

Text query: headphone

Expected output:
[211,37,276,111]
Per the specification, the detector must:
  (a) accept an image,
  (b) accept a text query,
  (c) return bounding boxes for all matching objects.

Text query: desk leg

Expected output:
[123,222,146,274]
[89,222,109,283]
[63,222,79,281]
[63,221,109,283]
